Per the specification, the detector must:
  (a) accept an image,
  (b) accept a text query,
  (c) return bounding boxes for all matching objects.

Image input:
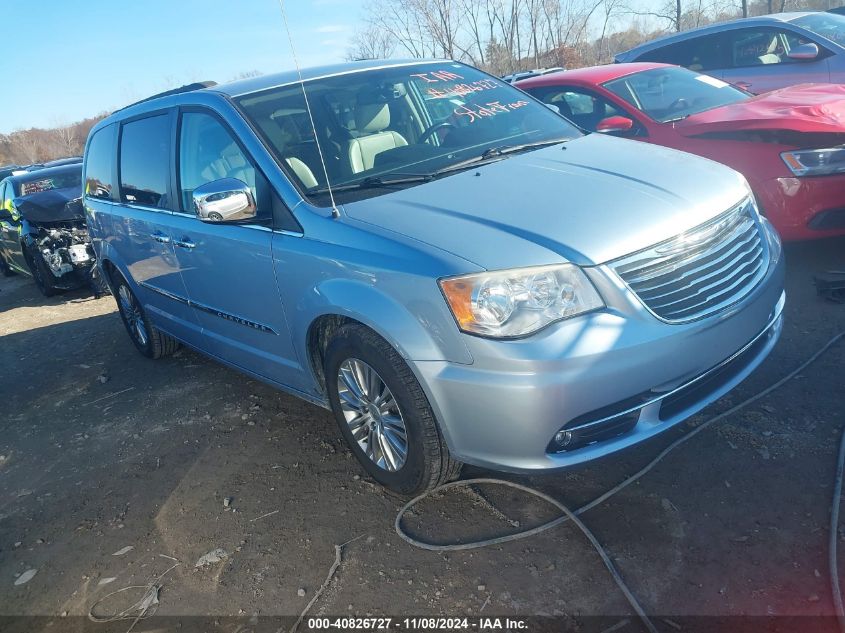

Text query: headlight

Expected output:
[781,147,845,177]
[439,264,604,338]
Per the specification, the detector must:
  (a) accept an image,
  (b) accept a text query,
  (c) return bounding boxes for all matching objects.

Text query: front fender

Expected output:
[296,277,473,368]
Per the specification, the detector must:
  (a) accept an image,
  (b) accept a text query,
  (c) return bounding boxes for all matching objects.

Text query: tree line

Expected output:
[0,71,263,169]
[0,116,107,167]
[347,0,842,75]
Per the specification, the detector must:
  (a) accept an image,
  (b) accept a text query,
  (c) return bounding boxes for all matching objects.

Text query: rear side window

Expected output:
[84,124,116,200]
[639,34,728,71]
[120,114,171,208]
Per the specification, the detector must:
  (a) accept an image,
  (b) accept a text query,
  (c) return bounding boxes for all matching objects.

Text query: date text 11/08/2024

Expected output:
[306,617,529,630]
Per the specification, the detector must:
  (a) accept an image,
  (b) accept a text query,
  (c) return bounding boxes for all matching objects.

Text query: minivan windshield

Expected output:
[791,12,845,46]
[235,62,580,205]
[603,66,749,123]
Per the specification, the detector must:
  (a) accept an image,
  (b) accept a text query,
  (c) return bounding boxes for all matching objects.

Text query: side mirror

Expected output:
[193,178,256,223]
[596,115,635,135]
[787,43,819,61]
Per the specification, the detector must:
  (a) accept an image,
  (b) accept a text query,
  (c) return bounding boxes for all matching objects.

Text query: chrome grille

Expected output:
[612,199,767,322]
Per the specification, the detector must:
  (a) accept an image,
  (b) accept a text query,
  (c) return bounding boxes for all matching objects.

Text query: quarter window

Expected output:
[84,124,115,200]
[119,114,171,208]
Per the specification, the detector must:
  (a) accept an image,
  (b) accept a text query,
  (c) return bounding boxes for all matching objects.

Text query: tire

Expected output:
[112,272,179,359]
[24,247,59,297]
[0,254,15,277]
[324,323,462,496]
[208,212,224,221]
[89,265,112,298]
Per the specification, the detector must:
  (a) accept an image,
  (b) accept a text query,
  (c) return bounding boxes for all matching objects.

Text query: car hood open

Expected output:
[342,133,748,269]
[676,83,845,135]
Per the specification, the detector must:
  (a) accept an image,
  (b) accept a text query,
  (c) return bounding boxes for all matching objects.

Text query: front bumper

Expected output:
[758,174,845,241]
[413,236,785,473]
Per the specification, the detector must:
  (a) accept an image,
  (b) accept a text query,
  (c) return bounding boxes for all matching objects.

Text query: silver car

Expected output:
[83,60,785,495]
[616,12,845,94]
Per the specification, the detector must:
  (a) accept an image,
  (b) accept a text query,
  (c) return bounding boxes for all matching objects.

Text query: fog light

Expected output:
[554,430,572,447]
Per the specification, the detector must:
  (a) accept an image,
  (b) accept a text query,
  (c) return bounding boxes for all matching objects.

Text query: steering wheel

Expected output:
[667,97,689,112]
[418,121,455,145]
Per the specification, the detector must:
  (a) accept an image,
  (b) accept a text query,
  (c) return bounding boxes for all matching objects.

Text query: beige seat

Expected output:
[348,104,407,174]
[285,157,318,189]
[757,36,781,64]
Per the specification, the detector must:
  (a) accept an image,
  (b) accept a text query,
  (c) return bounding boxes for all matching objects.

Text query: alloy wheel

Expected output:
[118,284,148,347]
[337,358,408,471]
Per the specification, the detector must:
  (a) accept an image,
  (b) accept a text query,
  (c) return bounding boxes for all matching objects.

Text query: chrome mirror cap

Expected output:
[787,43,819,61]
[192,178,257,223]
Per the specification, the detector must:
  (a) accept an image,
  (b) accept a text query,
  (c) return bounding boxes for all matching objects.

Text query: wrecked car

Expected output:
[0,164,104,296]
[518,63,845,241]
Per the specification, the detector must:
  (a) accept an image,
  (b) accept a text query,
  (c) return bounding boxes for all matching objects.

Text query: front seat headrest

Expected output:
[355,104,390,134]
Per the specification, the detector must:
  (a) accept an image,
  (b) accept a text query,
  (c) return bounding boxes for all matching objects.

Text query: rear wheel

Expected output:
[112,272,179,359]
[324,323,462,496]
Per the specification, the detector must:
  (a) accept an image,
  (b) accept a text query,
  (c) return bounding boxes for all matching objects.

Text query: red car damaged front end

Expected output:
[672,84,845,241]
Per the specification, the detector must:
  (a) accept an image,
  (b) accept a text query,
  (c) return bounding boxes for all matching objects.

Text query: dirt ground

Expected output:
[1,237,844,632]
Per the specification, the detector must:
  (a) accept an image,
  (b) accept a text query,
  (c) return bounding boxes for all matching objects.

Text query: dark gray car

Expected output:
[616,12,845,94]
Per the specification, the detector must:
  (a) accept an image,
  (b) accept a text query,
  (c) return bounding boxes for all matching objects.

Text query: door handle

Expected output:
[173,237,196,250]
[150,231,170,244]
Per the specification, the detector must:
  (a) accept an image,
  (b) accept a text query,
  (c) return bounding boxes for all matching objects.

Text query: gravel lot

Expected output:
[0,237,843,631]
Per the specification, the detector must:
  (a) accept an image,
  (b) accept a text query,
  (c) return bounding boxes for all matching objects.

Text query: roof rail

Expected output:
[118,81,217,111]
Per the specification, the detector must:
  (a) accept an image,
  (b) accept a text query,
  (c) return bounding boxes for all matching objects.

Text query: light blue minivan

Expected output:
[84,60,785,494]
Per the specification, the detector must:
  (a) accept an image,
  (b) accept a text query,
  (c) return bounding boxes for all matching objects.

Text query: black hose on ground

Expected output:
[396,332,845,632]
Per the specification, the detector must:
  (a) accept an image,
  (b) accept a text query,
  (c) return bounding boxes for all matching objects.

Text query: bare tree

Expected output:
[50,123,78,157]
[596,0,626,62]
[346,24,396,60]
[349,0,832,81]
[10,130,41,164]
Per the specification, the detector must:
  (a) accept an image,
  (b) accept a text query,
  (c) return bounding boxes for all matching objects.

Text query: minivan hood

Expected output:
[343,134,747,269]
[676,83,845,135]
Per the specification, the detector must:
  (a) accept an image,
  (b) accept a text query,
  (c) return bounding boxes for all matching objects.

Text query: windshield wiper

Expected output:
[663,114,691,123]
[308,173,434,195]
[478,137,572,159]
[428,137,573,177]
[306,138,572,195]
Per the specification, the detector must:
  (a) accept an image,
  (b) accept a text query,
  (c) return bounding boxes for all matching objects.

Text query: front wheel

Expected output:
[0,253,15,277]
[324,323,461,496]
[25,247,59,297]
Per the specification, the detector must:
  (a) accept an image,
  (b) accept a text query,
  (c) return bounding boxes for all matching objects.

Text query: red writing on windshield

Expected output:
[21,180,55,195]
[410,70,464,83]
[453,100,530,124]
[427,79,499,99]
